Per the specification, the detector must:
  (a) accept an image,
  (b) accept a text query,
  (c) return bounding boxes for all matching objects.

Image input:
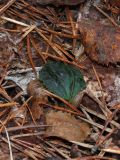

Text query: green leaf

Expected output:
[39,61,86,102]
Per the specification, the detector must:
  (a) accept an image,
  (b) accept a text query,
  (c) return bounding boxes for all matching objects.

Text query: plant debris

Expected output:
[27,79,48,120]
[45,110,90,142]
[78,19,120,65]
[28,0,86,6]
[0,0,120,159]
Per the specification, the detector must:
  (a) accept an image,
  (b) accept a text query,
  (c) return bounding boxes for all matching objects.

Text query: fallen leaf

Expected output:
[27,79,47,99]
[27,79,48,120]
[29,97,44,120]
[45,111,90,142]
[79,20,120,65]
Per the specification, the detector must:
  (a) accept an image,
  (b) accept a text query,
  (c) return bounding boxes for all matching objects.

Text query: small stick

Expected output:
[41,52,85,69]
[43,89,84,117]
[5,124,53,132]
[78,116,112,132]
[66,7,77,53]
[81,107,99,133]
[41,27,80,39]
[36,27,67,59]
[0,102,17,108]
[40,102,79,115]
[0,121,13,160]
[16,25,36,44]
[39,138,70,159]
[92,64,111,116]
[93,4,119,27]
[2,137,43,159]
[0,0,16,15]
[70,140,93,149]
[11,132,44,139]
[27,34,37,77]
[81,105,119,128]
[30,36,46,62]
[1,16,29,27]
[102,147,120,155]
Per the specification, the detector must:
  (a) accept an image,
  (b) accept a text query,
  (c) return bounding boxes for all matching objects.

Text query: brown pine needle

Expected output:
[0,102,17,108]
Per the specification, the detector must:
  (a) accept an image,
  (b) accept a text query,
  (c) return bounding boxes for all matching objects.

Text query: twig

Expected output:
[27,34,37,77]
[66,7,77,53]
[2,137,45,159]
[41,52,85,69]
[36,27,67,59]
[93,4,119,27]
[0,121,13,160]
[81,107,99,133]
[30,36,46,62]
[39,138,70,159]
[1,16,29,27]
[0,102,17,108]
[11,132,45,139]
[16,25,36,44]
[92,64,111,116]
[5,124,53,132]
[11,138,46,159]
[0,0,16,15]
[84,89,110,118]
[40,102,79,115]
[70,140,93,149]
[78,116,112,132]
[96,108,119,146]
[43,89,84,117]
[41,27,80,39]
[102,147,120,155]
[81,105,119,128]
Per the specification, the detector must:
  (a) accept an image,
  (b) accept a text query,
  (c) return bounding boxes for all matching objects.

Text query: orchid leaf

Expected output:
[39,61,86,103]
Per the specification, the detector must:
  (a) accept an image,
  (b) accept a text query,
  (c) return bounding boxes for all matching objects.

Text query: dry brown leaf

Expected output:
[79,20,120,65]
[27,79,47,99]
[27,79,48,120]
[29,97,44,120]
[45,111,91,142]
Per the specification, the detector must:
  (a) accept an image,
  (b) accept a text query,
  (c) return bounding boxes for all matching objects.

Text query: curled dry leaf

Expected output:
[79,20,120,65]
[27,79,48,120]
[45,111,91,142]
[27,79,47,98]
